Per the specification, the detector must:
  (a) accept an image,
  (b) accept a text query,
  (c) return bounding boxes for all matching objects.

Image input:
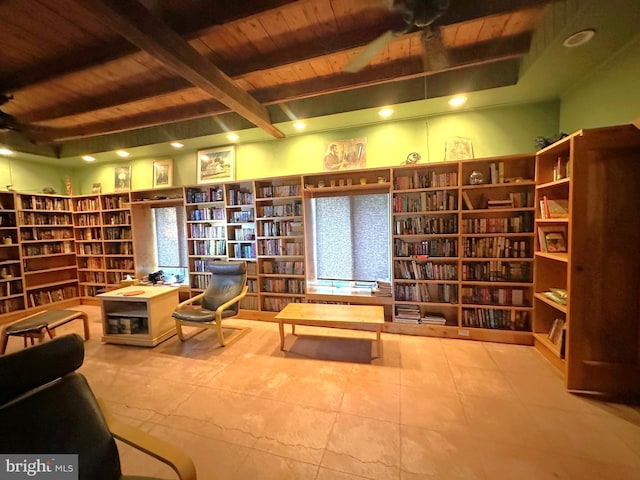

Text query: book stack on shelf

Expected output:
[421,312,447,325]
[372,280,392,296]
[394,304,421,324]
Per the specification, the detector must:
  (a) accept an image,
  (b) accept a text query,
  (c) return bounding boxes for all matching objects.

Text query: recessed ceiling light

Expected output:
[293,121,306,131]
[563,29,596,48]
[227,133,239,142]
[378,108,394,118]
[170,142,184,149]
[116,150,130,158]
[0,148,13,156]
[448,95,467,107]
[82,155,96,162]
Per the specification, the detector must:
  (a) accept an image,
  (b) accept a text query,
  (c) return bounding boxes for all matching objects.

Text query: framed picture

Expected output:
[114,166,131,191]
[323,137,366,171]
[445,137,474,161]
[538,225,567,253]
[197,146,235,184]
[91,182,102,194]
[153,159,173,188]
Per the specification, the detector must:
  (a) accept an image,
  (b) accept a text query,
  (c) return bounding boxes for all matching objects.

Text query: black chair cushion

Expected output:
[172,307,238,323]
[0,371,122,480]
[200,261,247,313]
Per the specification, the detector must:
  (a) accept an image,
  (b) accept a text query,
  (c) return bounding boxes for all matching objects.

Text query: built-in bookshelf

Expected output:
[17,193,78,308]
[0,192,24,314]
[459,155,536,340]
[225,181,258,312]
[184,185,227,291]
[255,176,305,313]
[72,194,106,297]
[101,193,134,286]
[533,125,640,394]
[392,161,460,329]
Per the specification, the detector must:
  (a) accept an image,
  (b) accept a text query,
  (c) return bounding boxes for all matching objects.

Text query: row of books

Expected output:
[393,191,457,213]
[462,237,529,259]
[394,283,458,303]
[188,207,225,221]
[19,196,72,212]
[259,220,303,237]
[461,261,531,283]
[261,260,304,275]
[394,171,458,190]
[28,286,78,307]
[261,278,305,294]
[461,213,533,234]
[256,184,301,198]
[185,187,224,204]
[262,296,303,312]
[393,215,458,235]
[394,304,447,325]
[394,260,458,281]
[461,308,529,331]
[257,202,303,218]
[372,280,392,296]
[460,287,527,306]
[394,238,458,258]
[19,212,72,225]
[257,239,303,256]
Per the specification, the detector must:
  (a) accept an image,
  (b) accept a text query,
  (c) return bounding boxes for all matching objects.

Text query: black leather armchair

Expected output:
[0,334,196,480]
[172,261,248,346]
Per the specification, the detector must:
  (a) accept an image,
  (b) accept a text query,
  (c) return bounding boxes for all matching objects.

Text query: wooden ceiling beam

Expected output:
[24,23,398,124]
[34,34,530,144]
[34,99,230,144]
[1,0,299,93]
[73,0,284,139]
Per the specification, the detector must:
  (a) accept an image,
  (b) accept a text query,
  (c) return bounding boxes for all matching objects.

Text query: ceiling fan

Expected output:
[344,0,451,73]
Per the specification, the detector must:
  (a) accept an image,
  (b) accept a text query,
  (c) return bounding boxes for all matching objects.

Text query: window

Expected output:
[152,206,188,282]
[311,193,390,284]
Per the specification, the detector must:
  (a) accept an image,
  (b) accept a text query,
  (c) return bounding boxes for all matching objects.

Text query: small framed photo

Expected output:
[197,146,235,184]
[538,225,567,253]
[114,166,131,191]
[153,159,173,188]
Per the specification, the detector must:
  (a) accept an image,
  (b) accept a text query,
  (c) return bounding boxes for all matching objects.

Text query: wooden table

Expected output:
[276,303,384,356]
[98,286,179,347]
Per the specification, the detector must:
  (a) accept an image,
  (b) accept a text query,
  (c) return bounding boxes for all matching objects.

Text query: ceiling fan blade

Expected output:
[344,30,396,73]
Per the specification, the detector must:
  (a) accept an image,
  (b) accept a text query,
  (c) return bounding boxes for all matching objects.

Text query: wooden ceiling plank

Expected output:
[3,0,300,92]
[477,14,509,42]
[73,0,284,139]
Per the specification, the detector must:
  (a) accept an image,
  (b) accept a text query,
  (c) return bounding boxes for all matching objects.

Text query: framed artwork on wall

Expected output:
[114,166,131,191]
[153,159,173,188]
[323,137,366,171]
[444,137,474,161]
[197,146,235,184]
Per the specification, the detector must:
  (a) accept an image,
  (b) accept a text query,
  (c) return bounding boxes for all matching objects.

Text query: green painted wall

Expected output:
[559,34,640,132]
[8,100,559,195]
[0,157,74,195]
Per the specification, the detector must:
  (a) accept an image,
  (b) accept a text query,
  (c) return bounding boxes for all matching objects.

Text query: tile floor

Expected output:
[5,305,640,480]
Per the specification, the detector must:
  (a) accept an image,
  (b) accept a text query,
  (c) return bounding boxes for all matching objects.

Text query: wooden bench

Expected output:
[0,310,90,354]
[275,303,384,357]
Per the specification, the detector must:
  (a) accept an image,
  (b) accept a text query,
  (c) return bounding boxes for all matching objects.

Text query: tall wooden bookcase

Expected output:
[533,125,640,394]
[17,193,78,308]
[389,154,536,344]
[0,192,24,314]
[255,175,305,313]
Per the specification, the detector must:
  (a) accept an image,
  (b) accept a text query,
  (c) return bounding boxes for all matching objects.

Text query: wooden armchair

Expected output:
[172,261,248,346]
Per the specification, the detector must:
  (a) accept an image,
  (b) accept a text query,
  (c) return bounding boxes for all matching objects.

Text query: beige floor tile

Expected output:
[317,466,376,479]
[254,403,336,464]
[477,441,572,480]
[278,372,347,410]
[340,377,400,422]
[560,455,640,480]
[449,364,519,400]
[171,386,282,447]
[232,448,319,480]
[400,385,467,431]
[323,413,400,480]
[440,340,499,370]
[400,424,486,479]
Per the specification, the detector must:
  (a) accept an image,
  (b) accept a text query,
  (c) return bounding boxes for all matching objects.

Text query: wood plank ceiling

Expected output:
[0,0,553,157]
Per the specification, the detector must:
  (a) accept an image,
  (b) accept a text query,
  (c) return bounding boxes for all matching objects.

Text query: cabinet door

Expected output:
[566,137,640,394]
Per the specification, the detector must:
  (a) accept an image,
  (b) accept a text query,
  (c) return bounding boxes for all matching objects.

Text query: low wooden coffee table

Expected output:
[276,303,384,357]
